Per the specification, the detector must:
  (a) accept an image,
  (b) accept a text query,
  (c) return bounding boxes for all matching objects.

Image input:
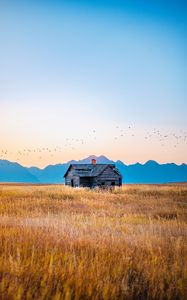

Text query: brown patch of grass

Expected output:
[0,184,187,299]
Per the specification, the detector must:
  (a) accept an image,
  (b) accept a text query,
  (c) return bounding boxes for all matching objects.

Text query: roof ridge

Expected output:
[70,163,115,165]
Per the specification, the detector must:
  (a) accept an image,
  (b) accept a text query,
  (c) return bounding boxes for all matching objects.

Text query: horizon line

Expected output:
[0,156,187,170]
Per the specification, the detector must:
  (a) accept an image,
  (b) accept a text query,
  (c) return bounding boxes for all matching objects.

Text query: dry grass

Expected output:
[0,184,187,300]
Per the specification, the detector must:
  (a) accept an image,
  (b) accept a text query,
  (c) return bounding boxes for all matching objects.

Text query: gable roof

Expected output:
[64,164,121,178]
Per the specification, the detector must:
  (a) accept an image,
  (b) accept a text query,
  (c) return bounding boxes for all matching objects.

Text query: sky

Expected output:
[0,0,187,167]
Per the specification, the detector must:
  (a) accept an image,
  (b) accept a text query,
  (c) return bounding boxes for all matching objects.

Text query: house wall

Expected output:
[65,167,80,187]
[93,166,122,187]
[65,176,80,187]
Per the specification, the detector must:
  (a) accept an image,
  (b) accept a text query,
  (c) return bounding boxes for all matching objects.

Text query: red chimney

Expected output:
[92,158,96,165]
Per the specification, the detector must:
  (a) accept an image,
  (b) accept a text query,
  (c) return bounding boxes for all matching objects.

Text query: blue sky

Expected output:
[0,0,187,166]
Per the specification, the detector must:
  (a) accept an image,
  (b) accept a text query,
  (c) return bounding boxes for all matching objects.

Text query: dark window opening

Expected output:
[71,179,74,187]
[111,181,115,186]
[80,177,92,188]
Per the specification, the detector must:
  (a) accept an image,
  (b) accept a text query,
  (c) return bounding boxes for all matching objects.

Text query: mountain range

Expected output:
[0,155,187,184]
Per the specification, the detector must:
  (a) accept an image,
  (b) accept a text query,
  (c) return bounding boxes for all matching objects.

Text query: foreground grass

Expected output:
[0,184,187,300]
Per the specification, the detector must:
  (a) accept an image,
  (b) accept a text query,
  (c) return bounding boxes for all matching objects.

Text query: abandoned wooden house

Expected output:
[64,159,122,188]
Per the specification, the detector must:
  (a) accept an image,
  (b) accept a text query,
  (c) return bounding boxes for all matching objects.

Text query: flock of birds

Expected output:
[0,125,187,164]
[114,126,187,148]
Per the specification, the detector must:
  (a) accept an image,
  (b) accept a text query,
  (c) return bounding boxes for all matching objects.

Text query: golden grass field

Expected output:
[0,184,187,300]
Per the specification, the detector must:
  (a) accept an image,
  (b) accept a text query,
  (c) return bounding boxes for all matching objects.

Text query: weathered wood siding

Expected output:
[65,166,80,187]
[93,166,122,187]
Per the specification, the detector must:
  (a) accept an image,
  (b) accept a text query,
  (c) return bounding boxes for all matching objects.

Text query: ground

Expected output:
[0,184,187,300]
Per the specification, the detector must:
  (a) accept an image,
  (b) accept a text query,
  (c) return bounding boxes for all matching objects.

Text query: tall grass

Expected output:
[0,184,187,299]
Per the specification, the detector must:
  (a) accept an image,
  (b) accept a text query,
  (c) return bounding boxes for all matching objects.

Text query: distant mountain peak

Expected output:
[0,159,39,183]
[116,160,126,166]
[86,154,112,161]
[68,155,114,164]
[144,160,159,166]
[87,154,98,159]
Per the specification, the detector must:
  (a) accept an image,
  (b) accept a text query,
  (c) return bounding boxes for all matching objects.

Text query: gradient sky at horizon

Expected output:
[0,0,187,167]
